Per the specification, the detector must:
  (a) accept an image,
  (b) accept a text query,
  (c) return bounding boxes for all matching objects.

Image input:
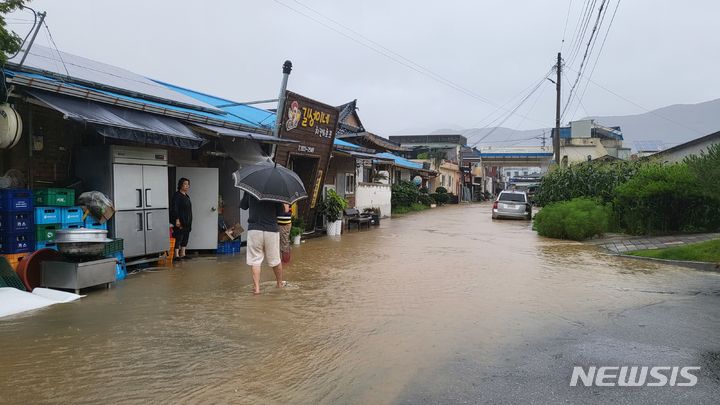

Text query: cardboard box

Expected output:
[218,223,244,242]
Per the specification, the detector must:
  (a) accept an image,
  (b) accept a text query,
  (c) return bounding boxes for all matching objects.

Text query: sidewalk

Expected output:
[587,232,720,254]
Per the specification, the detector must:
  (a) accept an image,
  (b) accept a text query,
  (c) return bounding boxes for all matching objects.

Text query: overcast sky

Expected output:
[7,0,720,135]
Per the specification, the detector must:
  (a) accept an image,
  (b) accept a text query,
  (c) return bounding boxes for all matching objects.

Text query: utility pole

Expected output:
[18,11,47,68]
[554,52,561,165]
[271,60,292,161]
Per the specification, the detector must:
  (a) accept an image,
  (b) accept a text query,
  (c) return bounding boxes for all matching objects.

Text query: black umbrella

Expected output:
[232,162,308,204]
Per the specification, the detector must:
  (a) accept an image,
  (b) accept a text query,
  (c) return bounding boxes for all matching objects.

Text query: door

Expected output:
[142,165,169,209]
[114,210,145,258]
[144,208,170,255]
[113,164,143,211]
[175,167,219,250]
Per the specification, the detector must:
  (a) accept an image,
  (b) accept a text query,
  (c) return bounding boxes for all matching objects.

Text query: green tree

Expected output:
[0,1,30,65]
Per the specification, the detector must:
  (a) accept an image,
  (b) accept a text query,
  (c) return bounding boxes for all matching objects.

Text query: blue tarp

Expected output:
[334,139,363,149]
[375,152,424,170]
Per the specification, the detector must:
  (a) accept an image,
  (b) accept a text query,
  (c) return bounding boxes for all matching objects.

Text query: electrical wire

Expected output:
[42,20,71,78]
[563,0,608,119]
[274,0,549,127]
[569,0,621,119]
[559,0,574,52]
[564,65,704,135]
[7,5,38,59]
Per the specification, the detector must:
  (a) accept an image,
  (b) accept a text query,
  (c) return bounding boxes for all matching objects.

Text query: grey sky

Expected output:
[7,0,720,135]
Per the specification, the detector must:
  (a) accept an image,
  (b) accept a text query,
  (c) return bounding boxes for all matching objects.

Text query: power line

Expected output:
[570,0,621,119]
[565,66,705,135]
[273,0,551,127]
[563,0,608,119]
[567,0,597,65]
[559,0,574,52]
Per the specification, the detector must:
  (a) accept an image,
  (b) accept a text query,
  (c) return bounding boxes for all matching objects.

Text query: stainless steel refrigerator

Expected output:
[75,146,169,258]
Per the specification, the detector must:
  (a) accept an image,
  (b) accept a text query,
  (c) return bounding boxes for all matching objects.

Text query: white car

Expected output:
[492,191,532,220]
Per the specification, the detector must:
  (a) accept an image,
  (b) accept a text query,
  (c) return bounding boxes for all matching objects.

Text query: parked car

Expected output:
[492,190,532,220]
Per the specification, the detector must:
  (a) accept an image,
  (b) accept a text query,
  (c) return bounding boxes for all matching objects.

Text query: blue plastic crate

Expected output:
[0,211,33,232]
[83,217,108,230]
[62,222,84,230]
[35,207,60,225]
[217,240,240,254]
[0,189,33,212]
[61,206,84,225]
[0,232,34,254]
[35,241,58,250]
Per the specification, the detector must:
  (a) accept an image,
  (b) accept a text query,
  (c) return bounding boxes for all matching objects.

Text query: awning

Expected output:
[192,122,299,144]
[28,90,205,149]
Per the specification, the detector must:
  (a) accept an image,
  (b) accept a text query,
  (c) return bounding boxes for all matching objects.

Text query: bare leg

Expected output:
[174,248,180,258]
[272,263,284,288]
[180,247,186,257]
[251,265,262,294]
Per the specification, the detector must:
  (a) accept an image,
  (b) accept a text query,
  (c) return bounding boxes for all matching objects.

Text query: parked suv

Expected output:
[492,190,532,220]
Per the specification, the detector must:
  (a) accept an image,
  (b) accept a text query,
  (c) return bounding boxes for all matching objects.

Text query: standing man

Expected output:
[170,177,192,261]
[240,192,285,294]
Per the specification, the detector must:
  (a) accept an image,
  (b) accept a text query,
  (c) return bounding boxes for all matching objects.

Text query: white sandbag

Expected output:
[31,288,83,303]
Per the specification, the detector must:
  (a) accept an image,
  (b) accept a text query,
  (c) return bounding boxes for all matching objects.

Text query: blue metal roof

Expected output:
[154,80,276,129]
[5,69,272,130]
[375,152,424,170]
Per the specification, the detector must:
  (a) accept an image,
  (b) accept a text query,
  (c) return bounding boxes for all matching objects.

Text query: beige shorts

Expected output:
[246,230,281,267]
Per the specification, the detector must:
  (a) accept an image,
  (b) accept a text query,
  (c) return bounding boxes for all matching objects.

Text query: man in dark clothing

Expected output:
[170,177,192,261]
[240,192,285,294]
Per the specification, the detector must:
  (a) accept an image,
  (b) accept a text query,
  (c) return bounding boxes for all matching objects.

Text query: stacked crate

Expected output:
[0,189,35,258]
[34,188,77,250]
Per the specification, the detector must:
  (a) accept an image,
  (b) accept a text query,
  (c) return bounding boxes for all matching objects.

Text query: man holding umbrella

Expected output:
[234,162,307,295]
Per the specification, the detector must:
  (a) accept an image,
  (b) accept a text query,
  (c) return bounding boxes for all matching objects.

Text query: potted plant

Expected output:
[320,189,347,236]
[290,226,303,245]
[291,216,305,244]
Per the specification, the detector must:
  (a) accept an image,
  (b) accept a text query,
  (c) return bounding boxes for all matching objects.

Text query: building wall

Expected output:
[325,154,356,208]
[652,138,719,164]
[355,183,391,218]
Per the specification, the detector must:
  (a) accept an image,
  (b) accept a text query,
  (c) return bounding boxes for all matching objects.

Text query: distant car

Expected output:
[492,190,532,220]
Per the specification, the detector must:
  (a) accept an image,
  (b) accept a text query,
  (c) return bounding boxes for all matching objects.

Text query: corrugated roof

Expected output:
[375,152,424,170]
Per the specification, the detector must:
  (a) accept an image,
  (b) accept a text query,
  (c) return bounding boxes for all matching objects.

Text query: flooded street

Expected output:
[1,203,719,404]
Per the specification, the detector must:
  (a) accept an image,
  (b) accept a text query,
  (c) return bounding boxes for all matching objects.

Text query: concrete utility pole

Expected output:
[18,11,47,68]
[273,60,292,138]
[554,52,562,165]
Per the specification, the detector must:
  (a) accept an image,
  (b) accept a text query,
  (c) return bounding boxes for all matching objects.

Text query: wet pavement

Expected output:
[589,232,720,254]
[1,203,719,404]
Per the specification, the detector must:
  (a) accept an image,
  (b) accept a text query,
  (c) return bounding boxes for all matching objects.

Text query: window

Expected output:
[345,173,355,194]
[395,170,402,184]
[523,171,528,176]
[506,171,511,178]
[441,174,445,186]
[498,192,527,203]
[514,171,519,177]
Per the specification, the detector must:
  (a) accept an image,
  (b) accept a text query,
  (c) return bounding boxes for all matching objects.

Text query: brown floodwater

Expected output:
[1,203,718,404]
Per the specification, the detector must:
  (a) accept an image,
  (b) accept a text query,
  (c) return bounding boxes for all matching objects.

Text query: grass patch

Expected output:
[628,239,720,262]
[392,203,429,215]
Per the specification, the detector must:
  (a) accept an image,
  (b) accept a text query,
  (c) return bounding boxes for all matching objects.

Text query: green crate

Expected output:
[35,223,61,242]
[103,238,124,256]
[34,188,75,207]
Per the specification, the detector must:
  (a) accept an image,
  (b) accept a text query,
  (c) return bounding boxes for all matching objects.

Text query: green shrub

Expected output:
[290,226,303,239]
[684,143,720,199]
[392,202,428,215]
[435,186,448,194]
[430,192,449,205]
[391,181,421,207]
[613,163,720,234]
[419,193,434,206]
[533,197,610,240]
[535,161,641,206]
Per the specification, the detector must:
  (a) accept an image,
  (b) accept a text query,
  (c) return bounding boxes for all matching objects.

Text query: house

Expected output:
[647,130,720,163]
[0,45,295,258]
[553,119,632,164]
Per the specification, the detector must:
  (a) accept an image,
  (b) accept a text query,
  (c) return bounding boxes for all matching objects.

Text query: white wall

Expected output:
[356,183,392,218]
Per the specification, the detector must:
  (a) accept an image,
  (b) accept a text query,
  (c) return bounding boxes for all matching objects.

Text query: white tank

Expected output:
[0,103,22,149]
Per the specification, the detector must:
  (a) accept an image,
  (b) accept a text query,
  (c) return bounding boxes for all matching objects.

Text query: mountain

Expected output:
[434,98,720,150]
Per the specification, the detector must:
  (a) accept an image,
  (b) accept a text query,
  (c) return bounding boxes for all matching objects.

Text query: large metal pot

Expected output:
[55,229,113,258]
